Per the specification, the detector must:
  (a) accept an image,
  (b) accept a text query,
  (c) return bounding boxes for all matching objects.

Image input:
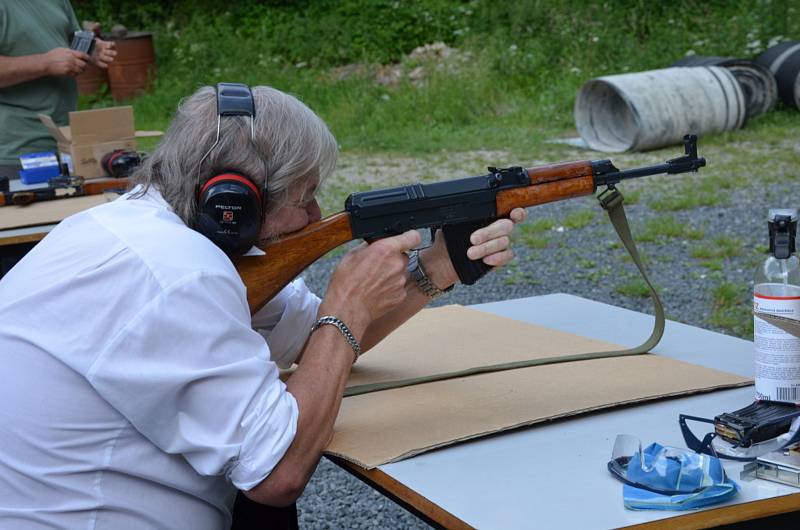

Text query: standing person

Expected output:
[0,83,526,529]
[0,1,116,180]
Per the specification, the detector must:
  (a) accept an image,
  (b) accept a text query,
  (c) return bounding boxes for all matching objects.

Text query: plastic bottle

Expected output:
[753,208,800,404]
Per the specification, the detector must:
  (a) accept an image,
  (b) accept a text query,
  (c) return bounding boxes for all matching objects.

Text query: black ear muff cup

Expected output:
[197,173,263,256]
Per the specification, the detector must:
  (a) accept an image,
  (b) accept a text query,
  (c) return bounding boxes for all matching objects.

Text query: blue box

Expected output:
[19,165,61,185]
[18,152,60,185]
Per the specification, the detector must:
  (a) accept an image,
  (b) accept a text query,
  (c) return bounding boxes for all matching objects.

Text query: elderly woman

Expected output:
[0,84,526,530]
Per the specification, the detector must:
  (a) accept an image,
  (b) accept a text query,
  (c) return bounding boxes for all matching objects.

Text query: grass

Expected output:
[708,282,753,338]
[75,0,799,158]
[689,236,745,270]
[648,188,726,211]
[515,217,555,249]
[615,278,652,298]
[563,210,595,229]
[501,261,539,286]
[620,189,642,205]
[689,236,744,260]
[636,216,704,243]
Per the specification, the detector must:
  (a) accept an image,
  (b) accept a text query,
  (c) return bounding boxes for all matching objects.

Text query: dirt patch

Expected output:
[334,149,516,186]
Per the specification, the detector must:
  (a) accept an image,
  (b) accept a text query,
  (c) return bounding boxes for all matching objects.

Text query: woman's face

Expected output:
[257,178,321,241]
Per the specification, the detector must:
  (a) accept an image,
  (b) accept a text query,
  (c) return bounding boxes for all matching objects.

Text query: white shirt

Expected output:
[0,188,321,530]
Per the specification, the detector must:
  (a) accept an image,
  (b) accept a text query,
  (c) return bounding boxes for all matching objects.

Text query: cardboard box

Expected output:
[38,106,137,179]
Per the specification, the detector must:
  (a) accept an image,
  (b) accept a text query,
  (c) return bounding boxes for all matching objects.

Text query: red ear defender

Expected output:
[196,173,264,256]
[199,173,262,203]
[194,83,268,256]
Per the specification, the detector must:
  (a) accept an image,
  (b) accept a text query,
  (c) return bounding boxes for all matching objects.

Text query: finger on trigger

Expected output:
[510,208,527,223]
[389,229,421,252]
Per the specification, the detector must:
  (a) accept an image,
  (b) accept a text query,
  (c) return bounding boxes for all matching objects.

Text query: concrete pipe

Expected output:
[574,66,745,153]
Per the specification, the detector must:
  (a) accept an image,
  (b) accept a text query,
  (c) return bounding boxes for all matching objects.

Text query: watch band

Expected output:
[407,249,454,299]
[310,316,361,363]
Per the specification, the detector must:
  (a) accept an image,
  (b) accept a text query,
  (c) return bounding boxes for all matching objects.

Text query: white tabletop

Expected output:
[376,294,799,529]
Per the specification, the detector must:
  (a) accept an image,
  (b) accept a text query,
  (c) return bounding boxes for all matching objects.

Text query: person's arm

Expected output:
[360,207,528,351]
[244,230,422,506]
[243,210,524,505]
[0,48,88,88]
[276,207,527,366]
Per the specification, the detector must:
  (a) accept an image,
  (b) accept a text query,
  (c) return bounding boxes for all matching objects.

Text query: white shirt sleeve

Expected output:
[85,270,297,491]
[251,277,321,368]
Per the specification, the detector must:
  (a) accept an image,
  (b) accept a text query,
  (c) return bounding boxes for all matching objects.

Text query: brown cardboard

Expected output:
[326,305,752,469]
[346,304,627,390]
[38,107,136,179]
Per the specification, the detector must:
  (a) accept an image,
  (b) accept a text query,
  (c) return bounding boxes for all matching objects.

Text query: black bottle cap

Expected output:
[768,209,798,259]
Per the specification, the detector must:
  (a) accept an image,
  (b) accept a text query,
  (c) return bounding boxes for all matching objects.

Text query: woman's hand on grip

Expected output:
[325,230,422,328]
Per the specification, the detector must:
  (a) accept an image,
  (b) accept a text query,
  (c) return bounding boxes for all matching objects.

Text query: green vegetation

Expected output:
[501,261,539,286]
[515,217,554,249]
[709,282,753,338]
[615,278,652,298]
[620,189,642,206]
[648,188,725,211]
[636,216,704,242]
[689,236,744,270]
[74,0,799,156]
[563,210,595,229]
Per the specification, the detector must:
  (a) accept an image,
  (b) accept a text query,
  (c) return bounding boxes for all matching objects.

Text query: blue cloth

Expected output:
[623,479,740,510]
[620,442,739,510]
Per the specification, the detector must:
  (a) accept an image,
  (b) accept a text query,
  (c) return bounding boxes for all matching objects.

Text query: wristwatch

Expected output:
[407,249,454,299]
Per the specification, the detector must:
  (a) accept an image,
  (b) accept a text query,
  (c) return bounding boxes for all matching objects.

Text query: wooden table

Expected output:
[330,294,800,529]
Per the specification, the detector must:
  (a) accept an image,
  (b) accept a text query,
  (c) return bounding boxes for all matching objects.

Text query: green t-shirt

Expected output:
[0,0,80,165]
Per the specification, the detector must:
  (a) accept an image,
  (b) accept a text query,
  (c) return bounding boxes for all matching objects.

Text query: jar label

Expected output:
[754,293,800,404]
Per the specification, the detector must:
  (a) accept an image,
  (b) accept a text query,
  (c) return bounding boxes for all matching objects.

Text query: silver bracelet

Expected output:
[310,315,361,363]
[407,249,454,299]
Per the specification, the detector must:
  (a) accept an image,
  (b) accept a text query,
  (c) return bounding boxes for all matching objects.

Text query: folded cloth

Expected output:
[623,479,739,510]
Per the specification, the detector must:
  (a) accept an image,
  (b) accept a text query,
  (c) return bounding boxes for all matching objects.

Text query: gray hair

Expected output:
[130,85,338,226]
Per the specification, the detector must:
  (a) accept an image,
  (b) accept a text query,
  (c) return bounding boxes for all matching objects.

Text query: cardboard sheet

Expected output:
[0,194,114,230]
[346,304,629,390]
[327,305,752,469]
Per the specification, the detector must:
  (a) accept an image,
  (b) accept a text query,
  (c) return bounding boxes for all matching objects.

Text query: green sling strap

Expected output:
[343,188,666,398]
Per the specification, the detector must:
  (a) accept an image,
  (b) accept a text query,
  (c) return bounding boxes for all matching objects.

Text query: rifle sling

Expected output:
[343,189,665,398]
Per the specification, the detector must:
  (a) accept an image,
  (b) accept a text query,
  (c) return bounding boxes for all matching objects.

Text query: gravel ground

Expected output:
[294,150,800,528]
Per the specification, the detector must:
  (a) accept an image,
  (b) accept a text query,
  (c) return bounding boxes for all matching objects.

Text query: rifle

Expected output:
[0,176,129,207]
[235,135,706,314]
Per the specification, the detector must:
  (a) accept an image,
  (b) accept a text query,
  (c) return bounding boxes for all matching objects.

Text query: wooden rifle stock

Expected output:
[82,177,129,195]
[235,212,356,314]
[236,160,595,314]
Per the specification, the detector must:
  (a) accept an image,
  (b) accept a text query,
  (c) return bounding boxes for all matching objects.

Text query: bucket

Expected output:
[672,56,777,120]
[106,31,156,101]
[755,41,800,109]
[574,66,745,153]
[76,63,109,96]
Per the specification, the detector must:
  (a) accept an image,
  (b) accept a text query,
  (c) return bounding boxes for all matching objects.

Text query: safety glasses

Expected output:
[608,434,728,495]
